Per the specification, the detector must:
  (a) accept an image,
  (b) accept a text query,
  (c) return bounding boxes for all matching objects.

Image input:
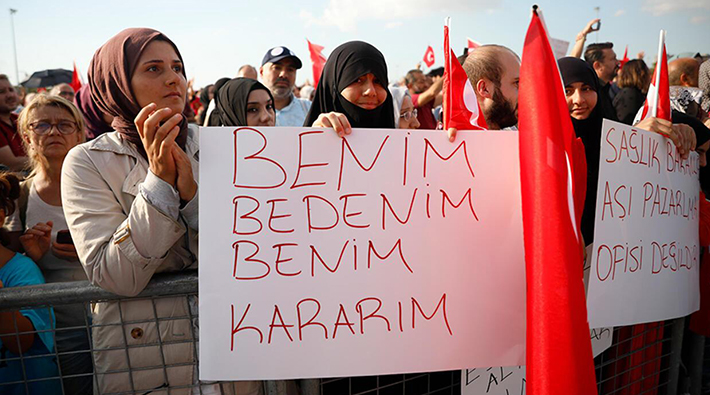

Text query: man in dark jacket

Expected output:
[584,43,620,121]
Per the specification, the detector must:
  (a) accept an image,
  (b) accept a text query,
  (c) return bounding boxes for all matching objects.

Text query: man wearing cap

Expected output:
[260,46,312,126]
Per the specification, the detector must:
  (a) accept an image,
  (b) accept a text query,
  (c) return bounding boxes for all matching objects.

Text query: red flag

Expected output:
[518,6,596,395]
[638,31,671,123]
[466,37,481,52]
[620,45,629,70]
[443,19,487,130]
[423,45,435,67]
[307,39,327,89]
[70,62,82,92]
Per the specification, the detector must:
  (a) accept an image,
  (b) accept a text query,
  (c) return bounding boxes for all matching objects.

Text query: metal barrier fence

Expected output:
[0,271,700,395]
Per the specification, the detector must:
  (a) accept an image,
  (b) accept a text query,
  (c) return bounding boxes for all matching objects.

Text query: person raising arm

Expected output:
[570,18,600,59]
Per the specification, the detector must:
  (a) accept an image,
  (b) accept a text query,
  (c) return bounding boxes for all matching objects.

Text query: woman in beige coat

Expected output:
[61,28,260,395]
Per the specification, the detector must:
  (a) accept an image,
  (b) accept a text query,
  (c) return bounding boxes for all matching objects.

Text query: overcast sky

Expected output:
[1,0,708,89]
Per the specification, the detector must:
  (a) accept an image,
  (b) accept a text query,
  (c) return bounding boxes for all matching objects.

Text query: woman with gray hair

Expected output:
[4,93,92,394]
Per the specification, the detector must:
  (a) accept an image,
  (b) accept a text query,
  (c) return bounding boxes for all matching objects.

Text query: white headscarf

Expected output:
[389,86,410,128]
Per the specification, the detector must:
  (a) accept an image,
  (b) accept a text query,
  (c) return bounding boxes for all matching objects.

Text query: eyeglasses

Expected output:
[400,109,418,122]
[28,121,78,135]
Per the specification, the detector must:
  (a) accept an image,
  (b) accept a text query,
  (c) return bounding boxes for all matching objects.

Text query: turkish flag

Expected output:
[620,45,629,70]
[466,37,481,52]
[638,31,671,123]
[70,62,82,92]
[443,21,487,130]
[307,39,327,89]
[423,45,435,67]
[518,7,596,395]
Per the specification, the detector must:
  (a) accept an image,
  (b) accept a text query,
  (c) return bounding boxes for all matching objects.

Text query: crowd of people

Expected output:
[0,16,709,395]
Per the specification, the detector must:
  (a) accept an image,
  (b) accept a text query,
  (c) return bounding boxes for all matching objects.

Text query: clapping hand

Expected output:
[134,103,184,186]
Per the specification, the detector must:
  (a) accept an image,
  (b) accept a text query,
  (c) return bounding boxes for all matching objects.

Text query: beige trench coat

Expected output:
[61,127,260,395]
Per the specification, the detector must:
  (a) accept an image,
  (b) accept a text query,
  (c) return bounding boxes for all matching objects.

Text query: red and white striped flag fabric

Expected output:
[466,37,481,52]
[423,45,435,67]
[443,19,487,130]
[518,6,597,395]
[70,62,82,92]
[620,45,630,70]
[638,31,671,123]
[307,40,327,89]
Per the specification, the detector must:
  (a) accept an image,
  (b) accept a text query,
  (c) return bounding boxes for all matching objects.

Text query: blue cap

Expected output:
[261,46,303,69]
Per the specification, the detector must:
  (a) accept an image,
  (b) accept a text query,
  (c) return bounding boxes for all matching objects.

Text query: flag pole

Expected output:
[445,17,450,72]
[9,9,20,85]
[445,17,451,126]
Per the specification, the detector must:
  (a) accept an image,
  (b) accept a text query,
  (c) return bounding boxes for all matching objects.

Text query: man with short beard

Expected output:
[0,74,26,171]
[260,46,311,126]
[584,42,619,120]
[461,45,520,130]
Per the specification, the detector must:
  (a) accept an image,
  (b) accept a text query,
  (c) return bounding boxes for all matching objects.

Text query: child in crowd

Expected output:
[0,172,61,395]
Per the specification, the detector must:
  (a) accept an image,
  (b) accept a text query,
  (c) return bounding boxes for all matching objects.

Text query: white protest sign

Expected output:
[549,37,570,59]
[590,327,614,356]
[587,119,700,328]
[462,366,525,395]
[461,327,613,395]
[199,127,526,380]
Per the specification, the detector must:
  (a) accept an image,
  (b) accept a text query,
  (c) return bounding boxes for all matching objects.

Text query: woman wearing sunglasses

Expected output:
[3,93,93,394]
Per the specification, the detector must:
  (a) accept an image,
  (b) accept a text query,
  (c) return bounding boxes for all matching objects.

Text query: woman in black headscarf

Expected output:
[304,41,395,135]
[205,77,231,126]
[207,77,275,127]
[559,57,697,244]
[687,109,710,338]
[559,57,604,244]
